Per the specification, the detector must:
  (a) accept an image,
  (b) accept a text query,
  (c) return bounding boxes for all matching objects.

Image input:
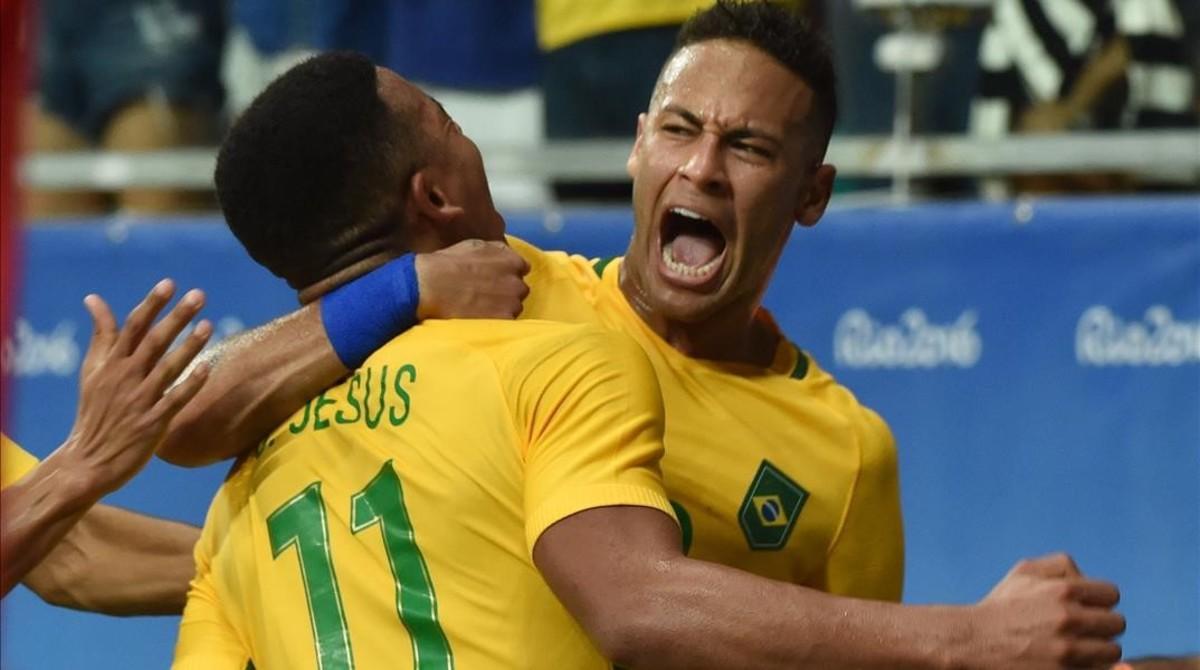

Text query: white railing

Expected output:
[21,131,1200,206]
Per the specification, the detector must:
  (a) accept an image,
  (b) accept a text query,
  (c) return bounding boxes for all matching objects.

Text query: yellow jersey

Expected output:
[174,320,674,670]
[536,0,713,51]
[510,236,904,600]
[1,434,39,488]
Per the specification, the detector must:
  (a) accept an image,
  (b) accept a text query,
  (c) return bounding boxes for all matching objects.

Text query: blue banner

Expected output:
[4,196,1198,667]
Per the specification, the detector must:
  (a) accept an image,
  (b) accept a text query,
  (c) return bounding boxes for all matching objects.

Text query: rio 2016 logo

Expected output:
[833,308,982,369]
[1076,306,1200,366]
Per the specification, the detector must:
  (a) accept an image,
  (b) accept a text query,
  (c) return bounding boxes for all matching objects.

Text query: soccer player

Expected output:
[2,281,209,613]
[165,4,1126,668]
[176,51,971,670]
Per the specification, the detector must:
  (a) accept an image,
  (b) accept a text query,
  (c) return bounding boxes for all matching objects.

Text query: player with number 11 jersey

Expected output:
[173,320,674,670]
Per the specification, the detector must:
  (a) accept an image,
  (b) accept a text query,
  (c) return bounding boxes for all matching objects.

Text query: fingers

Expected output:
[81,293,119,373]
[114,279,175,356]
[509,250,531,277]
[1063,603,1127,637]
[1062,638,1123,668]
[144,319,213,397]
[1014,552,1083,578]
[134,288,206,370]
[154,361,211,421]
[1068,578,1121,608]
[83,293,118,350]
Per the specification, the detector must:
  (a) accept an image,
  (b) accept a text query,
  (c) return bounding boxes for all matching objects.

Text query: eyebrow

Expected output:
[660,104,782,147]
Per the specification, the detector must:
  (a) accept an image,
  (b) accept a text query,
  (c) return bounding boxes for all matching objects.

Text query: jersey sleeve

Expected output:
[824,407,905,601]
[172,487,252,670]
[507,326,676,554]
[1,434,40,488]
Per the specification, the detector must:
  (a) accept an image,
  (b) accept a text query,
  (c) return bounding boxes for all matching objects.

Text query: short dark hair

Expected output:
[215,51,420,289]
[675,0,838,154]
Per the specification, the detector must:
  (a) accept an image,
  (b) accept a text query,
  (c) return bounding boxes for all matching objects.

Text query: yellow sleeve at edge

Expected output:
[1,434,40,488]
[172,488,251,670]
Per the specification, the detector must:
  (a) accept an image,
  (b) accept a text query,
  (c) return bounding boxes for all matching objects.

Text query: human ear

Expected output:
[795,164,836,228]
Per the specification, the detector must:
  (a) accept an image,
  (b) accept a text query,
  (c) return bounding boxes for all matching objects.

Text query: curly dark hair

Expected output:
[215,51,422,289]
[675,0,838,154]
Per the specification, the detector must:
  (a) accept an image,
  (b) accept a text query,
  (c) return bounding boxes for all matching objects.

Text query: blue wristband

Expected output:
[321,254,420,369]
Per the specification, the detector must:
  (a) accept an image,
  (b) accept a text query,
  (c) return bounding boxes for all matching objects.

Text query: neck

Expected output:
[618,265,778,367]
[297,251,399,305]
[294,222,449,305]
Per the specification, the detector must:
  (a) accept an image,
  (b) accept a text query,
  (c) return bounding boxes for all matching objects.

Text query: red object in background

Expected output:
[1,0,29,435]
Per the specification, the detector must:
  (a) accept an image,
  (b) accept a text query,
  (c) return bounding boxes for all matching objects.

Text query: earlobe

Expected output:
[795,164,836,228]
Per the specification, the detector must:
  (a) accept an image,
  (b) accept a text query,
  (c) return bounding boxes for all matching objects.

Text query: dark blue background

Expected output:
[4,196,1198,667]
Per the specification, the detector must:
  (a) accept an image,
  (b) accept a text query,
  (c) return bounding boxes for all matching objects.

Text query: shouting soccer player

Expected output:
[166,3,1126,669]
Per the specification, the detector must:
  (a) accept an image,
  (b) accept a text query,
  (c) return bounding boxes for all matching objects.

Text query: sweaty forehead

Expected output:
[654,40,813,130]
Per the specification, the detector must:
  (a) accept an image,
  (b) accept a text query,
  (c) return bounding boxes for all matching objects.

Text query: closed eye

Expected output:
[662,123,697,136]
[731,140,773,158]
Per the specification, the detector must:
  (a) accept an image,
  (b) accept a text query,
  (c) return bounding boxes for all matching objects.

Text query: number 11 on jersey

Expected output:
[268,461,454,670]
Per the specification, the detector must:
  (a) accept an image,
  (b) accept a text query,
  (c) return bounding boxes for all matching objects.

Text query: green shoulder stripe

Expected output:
[790,349,809,380]
[592,257,616,278]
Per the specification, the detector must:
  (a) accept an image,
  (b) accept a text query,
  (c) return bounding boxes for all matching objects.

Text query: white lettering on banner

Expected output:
[833,308,982,369]
[1076,306,1200,366]
[0,319,81,377]
[1,316,247,378]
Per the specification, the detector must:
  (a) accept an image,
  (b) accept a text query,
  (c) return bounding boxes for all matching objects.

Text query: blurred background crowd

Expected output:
[20,0,1200,218]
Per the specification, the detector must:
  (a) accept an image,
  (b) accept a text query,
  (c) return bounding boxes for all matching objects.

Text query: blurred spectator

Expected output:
[386,1,538,91]
[223,0,388,116]
[383,1,545,208]
[224,1,546,207]
[824,0,984,196]
[27,0,224,218]
[537,0,715,202]
[970,0,1198,194]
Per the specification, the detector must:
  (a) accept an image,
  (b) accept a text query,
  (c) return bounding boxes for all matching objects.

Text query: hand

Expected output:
[969,553,1125,669]
[60,280,212,498]
[415,239,530,320]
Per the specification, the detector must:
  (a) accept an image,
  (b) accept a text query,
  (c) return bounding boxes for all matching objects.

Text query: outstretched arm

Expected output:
[536,507,1126,670]
[159,240,530,466]
[1,281,210,597]
[23,503,199,615]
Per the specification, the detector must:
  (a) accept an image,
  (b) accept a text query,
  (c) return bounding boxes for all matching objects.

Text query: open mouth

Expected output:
[659,207,727,284]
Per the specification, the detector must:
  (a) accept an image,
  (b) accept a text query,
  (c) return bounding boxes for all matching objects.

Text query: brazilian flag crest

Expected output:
[738,460,809,550]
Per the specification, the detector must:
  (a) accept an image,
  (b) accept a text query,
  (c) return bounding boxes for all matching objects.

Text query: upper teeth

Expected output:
[671,207,707,221]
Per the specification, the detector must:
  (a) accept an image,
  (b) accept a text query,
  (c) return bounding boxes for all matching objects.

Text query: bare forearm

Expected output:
[611,557,961,670]
[541,508,959,670]
[23,504,199,615]
[545,509,1121,670]
[0,448,101,596]
[159,305,347,466]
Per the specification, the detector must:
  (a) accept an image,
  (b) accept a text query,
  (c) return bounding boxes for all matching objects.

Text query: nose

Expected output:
[678,132,729,195]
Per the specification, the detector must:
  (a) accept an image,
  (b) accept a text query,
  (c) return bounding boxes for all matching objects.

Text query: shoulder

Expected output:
[792,350,896,462]
[502,320,648,371]
[507,235,612,283]
[380,319,644,377]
